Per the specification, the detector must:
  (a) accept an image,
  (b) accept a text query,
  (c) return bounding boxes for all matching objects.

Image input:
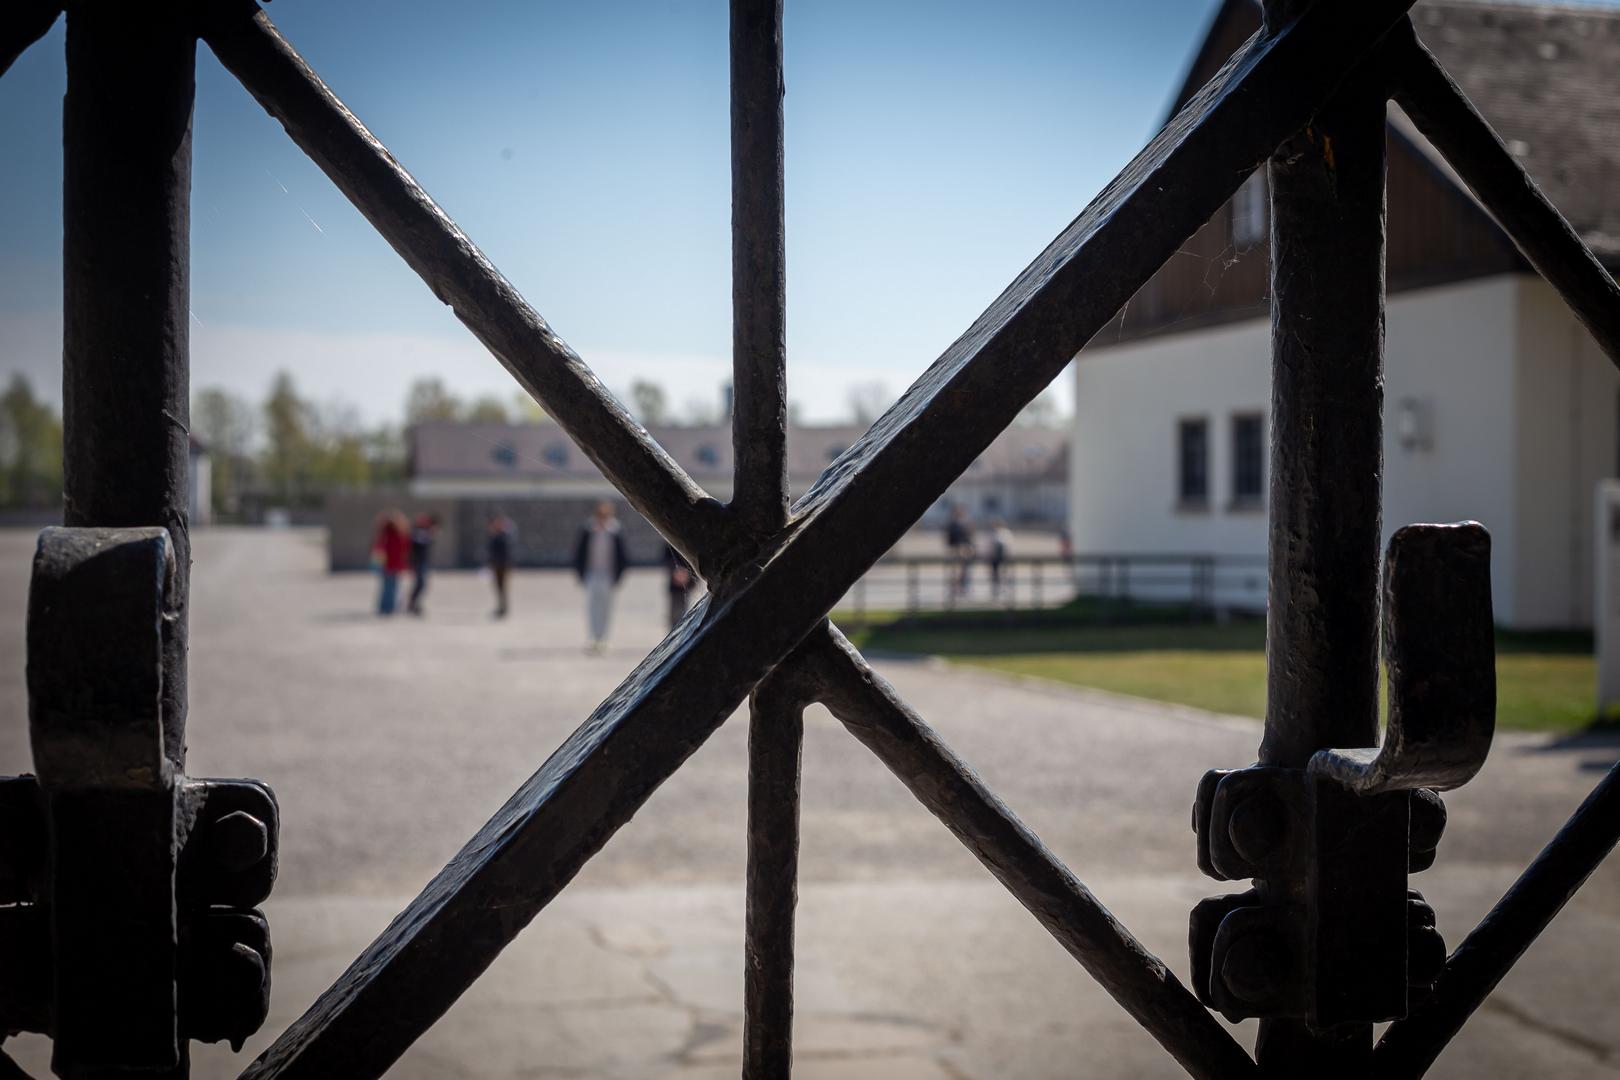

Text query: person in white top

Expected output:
[572,500,629,652]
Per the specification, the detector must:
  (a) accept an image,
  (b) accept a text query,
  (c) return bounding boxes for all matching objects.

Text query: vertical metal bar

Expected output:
[63,0,194,769]
[733,1,798,1073]
[729,0,788,537]
[909,561,919,612]
[57,7,195,1076]
[1258,1,1387,1071]
[744,676,806,1078]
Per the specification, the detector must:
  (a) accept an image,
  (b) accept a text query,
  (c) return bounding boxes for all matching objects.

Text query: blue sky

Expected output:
[0,0,1221,426]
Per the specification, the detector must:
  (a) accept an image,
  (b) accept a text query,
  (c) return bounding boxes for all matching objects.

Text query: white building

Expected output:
[1069,0,1620,629]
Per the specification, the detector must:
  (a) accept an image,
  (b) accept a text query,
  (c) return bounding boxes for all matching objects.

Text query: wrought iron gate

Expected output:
[3,0,1619,1076]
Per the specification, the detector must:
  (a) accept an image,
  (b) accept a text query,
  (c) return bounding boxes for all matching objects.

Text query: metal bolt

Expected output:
[1227,791,1287,867]
[1221,930,1289,1004]
[210,811,268,873]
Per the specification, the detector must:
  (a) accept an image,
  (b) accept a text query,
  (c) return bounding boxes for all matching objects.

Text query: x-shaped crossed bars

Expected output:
[6,0,1619,1077]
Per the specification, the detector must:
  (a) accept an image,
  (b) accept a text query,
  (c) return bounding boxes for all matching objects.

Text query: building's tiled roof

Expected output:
[1417,0,1620,258]
[409,421,1069,485]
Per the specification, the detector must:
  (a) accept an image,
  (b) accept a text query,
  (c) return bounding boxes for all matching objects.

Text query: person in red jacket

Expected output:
[370,509,411,616]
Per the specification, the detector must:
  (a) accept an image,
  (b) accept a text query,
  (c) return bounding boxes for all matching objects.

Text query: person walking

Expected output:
[945,505,975,603]
[573,501,628,652]
[664,543,694,630]
[406,512,439,616]
[370,509,410,616]
[486,511,516,618]
[987,518,1014,603]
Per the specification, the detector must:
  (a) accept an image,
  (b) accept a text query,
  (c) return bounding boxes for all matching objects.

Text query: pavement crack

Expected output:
[1481,994,1615,1063]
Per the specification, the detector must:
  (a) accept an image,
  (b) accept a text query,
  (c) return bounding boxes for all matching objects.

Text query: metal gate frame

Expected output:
[2,0,1619,1077]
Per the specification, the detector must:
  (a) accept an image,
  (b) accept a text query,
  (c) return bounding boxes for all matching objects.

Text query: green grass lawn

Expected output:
[836,607,1610,733]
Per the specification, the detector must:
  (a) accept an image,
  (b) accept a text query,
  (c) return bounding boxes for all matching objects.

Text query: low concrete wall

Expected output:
[326,493,669,571]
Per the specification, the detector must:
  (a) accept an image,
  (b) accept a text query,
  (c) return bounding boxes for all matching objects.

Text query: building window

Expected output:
[543,442,568,468]
[696,444,720,468]
[1232,413,1265,505]
[1231,170,1267,249]
[1178,418,1209,506]
[491,442,519,469]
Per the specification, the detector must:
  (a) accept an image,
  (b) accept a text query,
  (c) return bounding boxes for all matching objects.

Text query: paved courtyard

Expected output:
[0,528,1615,1078]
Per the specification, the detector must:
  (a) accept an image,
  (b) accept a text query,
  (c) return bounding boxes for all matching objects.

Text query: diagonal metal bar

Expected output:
[801,626,1257,1080]
[729,0,790,538]
[237,2,1422,1073]
[1372,759,1620,1079]
[1387,19,1620,365]
[0,0,59,79]
[196,4,725,574]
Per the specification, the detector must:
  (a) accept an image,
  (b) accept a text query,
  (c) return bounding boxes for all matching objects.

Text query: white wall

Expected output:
[1070,277,1525,620]
[1511,277,1619,628]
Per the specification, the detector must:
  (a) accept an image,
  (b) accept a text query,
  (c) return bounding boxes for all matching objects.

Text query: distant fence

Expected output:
[839,553,1269,620]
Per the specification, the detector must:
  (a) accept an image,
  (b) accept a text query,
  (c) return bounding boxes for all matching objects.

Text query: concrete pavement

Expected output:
[0,528,1614,1078]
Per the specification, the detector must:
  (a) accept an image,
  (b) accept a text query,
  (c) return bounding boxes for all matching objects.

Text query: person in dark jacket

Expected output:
[486,512,516,618]
[664,543,694,630]
[406,512,439,616]
[573,501,628,651]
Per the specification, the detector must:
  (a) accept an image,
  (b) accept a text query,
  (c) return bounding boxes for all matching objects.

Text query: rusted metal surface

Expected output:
[729,0,790,539]
[195,4,725,577]
[803,627,1258,1080]
[1389,20,1620,366]
[0,0,60,78]
[63,0,195,771]
[743,658,810,1078]
[1310,524,1495,795]
[29,528,181,1076]
[1255,5,1388,1066]
[1374,760,1620,1079]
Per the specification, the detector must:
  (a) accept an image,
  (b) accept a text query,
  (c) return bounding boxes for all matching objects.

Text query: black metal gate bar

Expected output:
[729,0,790,539]
[805,628,1258,1080]
[1373,760,1620,1079]
[730,3,802,1070]
[744,663,809,1077]
[1255,0,1388,1069]
[0,0,60,78]
[57,2,197,1073]
[195,6,725,575]
[1385,22,1620,362]
[232,3,1431,1074]
[63,0,195,778]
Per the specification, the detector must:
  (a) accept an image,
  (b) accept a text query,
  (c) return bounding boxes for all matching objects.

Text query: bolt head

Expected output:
[1221,930,1289,1005]
[211,810,268,873]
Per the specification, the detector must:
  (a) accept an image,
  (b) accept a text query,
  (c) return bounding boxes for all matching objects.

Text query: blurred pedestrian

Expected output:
[486,511,516,619]
[406,512,439,616]
[573,501,628,652]
[945,505,975,602]
[370,509,410,616]
[664,543,694,630]
[987,518,1014,602]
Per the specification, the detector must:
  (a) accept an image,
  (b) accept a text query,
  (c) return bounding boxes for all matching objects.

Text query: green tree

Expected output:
[0,374,62,509]
[404,377,463,424]
[466,395,511,423]
[630,379,669,425]
[845,380,890,427]
[192,387,256,515]
[510,392,555,424]
[262,371,316,503]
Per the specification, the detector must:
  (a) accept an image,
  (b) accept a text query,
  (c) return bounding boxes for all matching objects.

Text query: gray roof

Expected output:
[1417,0,1620,258]
[409,421,1068,486]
